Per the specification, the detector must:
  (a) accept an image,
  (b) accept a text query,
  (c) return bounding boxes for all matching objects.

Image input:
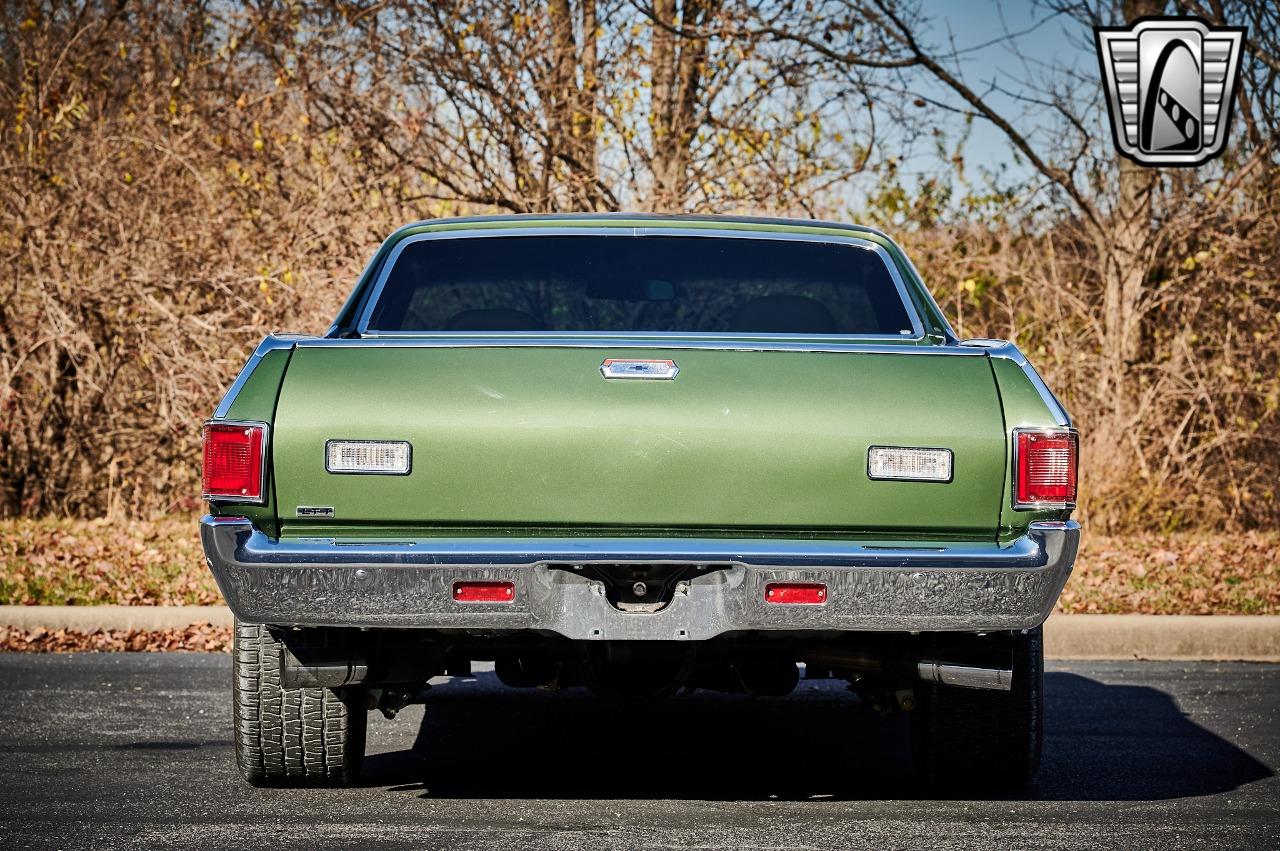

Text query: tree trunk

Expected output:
[547,0,602,209]
[648,0,717,210]
[1089,0,1160,527]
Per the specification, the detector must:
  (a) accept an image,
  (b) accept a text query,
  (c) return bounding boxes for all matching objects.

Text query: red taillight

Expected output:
[453,581,515,603]
[202,421,267,502]
[765,582,827,604]
[1014,429,1078,508]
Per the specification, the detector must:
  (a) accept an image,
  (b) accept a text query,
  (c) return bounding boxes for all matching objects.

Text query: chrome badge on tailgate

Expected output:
[600,359,679,380]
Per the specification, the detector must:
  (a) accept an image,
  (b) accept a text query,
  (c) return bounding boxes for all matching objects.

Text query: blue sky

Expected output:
[903,1,1101,182]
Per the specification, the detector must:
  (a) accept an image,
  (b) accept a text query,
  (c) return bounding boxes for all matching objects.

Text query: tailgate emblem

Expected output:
[600,358,679,380]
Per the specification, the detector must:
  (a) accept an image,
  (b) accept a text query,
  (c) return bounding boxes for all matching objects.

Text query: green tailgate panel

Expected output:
[273,347,1006,536]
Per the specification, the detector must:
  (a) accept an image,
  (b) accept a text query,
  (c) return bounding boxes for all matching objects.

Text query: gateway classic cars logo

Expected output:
[1094,17,1245,167]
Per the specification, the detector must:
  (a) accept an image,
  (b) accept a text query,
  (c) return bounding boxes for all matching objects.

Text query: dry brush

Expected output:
[1,0,1277,535]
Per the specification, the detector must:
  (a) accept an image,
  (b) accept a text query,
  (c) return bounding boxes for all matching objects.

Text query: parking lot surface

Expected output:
[0,654,1275,849]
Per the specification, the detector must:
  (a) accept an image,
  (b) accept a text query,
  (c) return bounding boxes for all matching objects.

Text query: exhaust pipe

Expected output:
[917,661,1012,691]
[282,647,369,688]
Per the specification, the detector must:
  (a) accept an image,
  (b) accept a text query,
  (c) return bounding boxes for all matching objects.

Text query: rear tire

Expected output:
[233,620,367,786]
[911,627,1044,790]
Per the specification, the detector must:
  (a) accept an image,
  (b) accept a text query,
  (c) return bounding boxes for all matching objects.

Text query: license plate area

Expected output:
[546,562,732,613]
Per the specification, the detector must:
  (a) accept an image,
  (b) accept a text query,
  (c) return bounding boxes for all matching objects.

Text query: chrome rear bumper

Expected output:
[200,516,1078,639]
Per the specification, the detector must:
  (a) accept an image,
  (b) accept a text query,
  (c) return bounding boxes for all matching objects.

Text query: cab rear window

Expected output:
[363,235,919,336]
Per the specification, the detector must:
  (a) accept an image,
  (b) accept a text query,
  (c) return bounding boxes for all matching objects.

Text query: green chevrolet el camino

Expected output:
[201,214,1079,789]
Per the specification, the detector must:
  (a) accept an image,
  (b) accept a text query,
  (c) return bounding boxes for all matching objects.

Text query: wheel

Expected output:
[911,626,1044,790]
[232,620,367,786]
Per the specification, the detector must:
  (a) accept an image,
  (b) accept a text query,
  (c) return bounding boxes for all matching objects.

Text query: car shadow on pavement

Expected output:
[362,671,1273,802]
[1032,672,1274,802]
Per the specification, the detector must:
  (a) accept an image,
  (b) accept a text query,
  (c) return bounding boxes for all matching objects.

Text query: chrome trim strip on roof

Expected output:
[384,211,898,242]
[352,226,927,340]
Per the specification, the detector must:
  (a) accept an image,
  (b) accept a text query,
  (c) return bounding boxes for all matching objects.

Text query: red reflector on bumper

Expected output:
[453,581,515,603]
[765,582,827,604]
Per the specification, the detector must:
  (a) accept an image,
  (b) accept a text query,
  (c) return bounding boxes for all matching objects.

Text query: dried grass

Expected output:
[0,623,230,653]
[2,2,1276,537]
[1,518,1275,615]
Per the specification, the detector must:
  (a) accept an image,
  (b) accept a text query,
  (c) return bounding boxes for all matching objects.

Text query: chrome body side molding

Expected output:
[961,338,1072,428]
[212,335,312,420]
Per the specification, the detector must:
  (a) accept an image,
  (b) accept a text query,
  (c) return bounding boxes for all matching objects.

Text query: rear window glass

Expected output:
[364,235,917,336]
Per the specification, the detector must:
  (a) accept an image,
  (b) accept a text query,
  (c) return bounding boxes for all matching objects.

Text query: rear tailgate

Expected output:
[271,345,1005,536]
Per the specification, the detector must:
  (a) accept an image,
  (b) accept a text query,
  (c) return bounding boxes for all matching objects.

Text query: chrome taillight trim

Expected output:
[201,419,270,505]
[1011,426,1079,511]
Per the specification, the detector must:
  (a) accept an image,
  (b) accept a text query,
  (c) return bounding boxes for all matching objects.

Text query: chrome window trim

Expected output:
[325,237,399,338]
[1010,426,1080,511]
[897,249,959,341]
[353,227,927,341]
[201,419,271,505]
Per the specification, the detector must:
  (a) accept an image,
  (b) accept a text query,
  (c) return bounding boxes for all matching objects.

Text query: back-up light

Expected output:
[1014,428,1078,508]
[867,446,953,482]
[202,421,267,502]
[765,583,827,604]
[454,581,515,603]
[326,440,412,475]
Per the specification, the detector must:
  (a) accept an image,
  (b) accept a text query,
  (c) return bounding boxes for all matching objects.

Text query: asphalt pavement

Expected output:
[0,654,1275,850]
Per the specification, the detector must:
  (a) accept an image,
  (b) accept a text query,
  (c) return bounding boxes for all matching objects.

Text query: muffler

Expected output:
[916,661,1012,691]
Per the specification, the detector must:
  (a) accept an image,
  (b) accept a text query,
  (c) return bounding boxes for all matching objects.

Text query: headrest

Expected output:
[727,295,838,334]
[444,309,546,331]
